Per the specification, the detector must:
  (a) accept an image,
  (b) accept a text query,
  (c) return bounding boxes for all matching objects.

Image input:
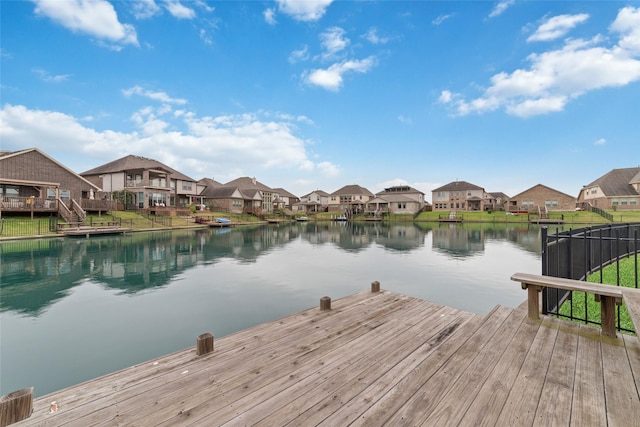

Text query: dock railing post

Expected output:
[371,281,380,292]
[196,333,214,356]
[0,387,33,426]
[320,296,331,311]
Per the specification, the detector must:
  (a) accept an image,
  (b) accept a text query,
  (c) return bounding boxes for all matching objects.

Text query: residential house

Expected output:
[218,177,276,215]
[432,181,486,211]
[294,190,330,213]
[577,167,640,210]
[485,192,509,211]
[328,185,375,214]
[271,188,300,211]
[0,148,102,219]
[508,184,576,213]
[81,155,200,210]
[366,185,428,215]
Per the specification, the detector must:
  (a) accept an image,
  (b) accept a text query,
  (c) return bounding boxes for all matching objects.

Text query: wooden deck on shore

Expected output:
[12,288,640,426]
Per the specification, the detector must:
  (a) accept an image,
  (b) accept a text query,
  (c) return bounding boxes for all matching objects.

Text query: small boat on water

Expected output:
[215,217,231,223]
[333,215,347,221]
[296,216,308,222]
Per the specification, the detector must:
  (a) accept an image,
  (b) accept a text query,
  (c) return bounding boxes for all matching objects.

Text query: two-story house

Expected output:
[328,184,375,214]
[294,190,330,213]
[367,185,428,215]
[432,181,486,211]
[81,155,199,210]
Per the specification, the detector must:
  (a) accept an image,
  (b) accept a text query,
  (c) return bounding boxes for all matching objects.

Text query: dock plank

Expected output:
[601,334,640,426]
[532,321,580,426]
[494,318,560,426]
[570,325,607,427]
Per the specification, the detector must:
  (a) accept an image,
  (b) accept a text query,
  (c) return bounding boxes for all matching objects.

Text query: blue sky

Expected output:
[1,0,639,201]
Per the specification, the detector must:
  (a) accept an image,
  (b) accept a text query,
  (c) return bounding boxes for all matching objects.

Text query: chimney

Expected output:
[252,177,256,185]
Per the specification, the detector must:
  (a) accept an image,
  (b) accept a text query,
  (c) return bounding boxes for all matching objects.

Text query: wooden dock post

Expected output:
[320,296,331,311]
[196,333,214,356]
[0,387,33,426]
[371,281,380,292]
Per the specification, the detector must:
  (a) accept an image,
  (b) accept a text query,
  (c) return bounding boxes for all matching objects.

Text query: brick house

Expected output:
[0,148,101,218]
[577,167,640,210]
[508,184,576,212]
[432,181,486,211]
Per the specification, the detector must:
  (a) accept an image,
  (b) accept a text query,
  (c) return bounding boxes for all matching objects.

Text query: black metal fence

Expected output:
[542,223,640,332]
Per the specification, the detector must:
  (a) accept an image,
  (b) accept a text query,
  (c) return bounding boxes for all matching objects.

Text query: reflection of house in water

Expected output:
[372,224,426,252]
[432,225,485,258]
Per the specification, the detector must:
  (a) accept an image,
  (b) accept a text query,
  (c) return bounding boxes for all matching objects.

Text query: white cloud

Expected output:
[0,104,329,181]
[527,13,589,42]
[611,6,640,54]
[432,14,454,26]
[440,7,640,118]
[264,8,277,25]
[289,45,309,63]
[32,0,138,47]
[32,68,71,83]
[363,27,390,44]
[304,57,376,91]
[489,0,515,18]
[164,0,195,20]
[595,138,607,145]
[122,86,187,105]
[397,115,412,124]
[320,27,349,60]
[276,0,333,22]
[132,0,161,19]
[317,161,340,177]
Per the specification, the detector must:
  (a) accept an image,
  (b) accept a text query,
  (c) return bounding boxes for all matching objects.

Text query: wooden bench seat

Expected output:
[511,272,624,338]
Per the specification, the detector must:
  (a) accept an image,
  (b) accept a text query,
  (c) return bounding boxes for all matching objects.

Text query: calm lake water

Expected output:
[1,222,548,397]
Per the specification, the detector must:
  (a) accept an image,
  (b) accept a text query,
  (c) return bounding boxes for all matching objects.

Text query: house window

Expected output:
[450,203,454,208]
[631,199,637,205]
[461,203,465,209]
[47,189,56,199]
[612,199,619,206]
[545,200,558,208]
[182,182,192,191]
[397,202,406,209]
[60,190,70,200]
[522,201,534,207]
[232,200,242,208]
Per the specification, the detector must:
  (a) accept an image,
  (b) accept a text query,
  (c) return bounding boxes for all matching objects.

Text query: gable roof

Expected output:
[0,148,100,190]
[81,154,195,182]
[198,178,224,197]
[489,192,510,199]
[585,167,640,197]
[301,190,330,198]
[331,184,374,196]
[510,184,575,200]
[271,188,298,199]
[224,177,273,192]
[432,181,484,192]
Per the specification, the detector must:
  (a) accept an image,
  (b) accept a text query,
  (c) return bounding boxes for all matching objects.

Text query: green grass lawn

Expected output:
[558,254,639,332]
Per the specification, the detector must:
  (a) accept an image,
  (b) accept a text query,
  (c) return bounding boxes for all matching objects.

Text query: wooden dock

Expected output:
[58,225,132,237]
[7,285,640,426]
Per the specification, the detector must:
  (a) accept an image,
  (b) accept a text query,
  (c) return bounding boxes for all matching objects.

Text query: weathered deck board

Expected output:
[11,288,640,427]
